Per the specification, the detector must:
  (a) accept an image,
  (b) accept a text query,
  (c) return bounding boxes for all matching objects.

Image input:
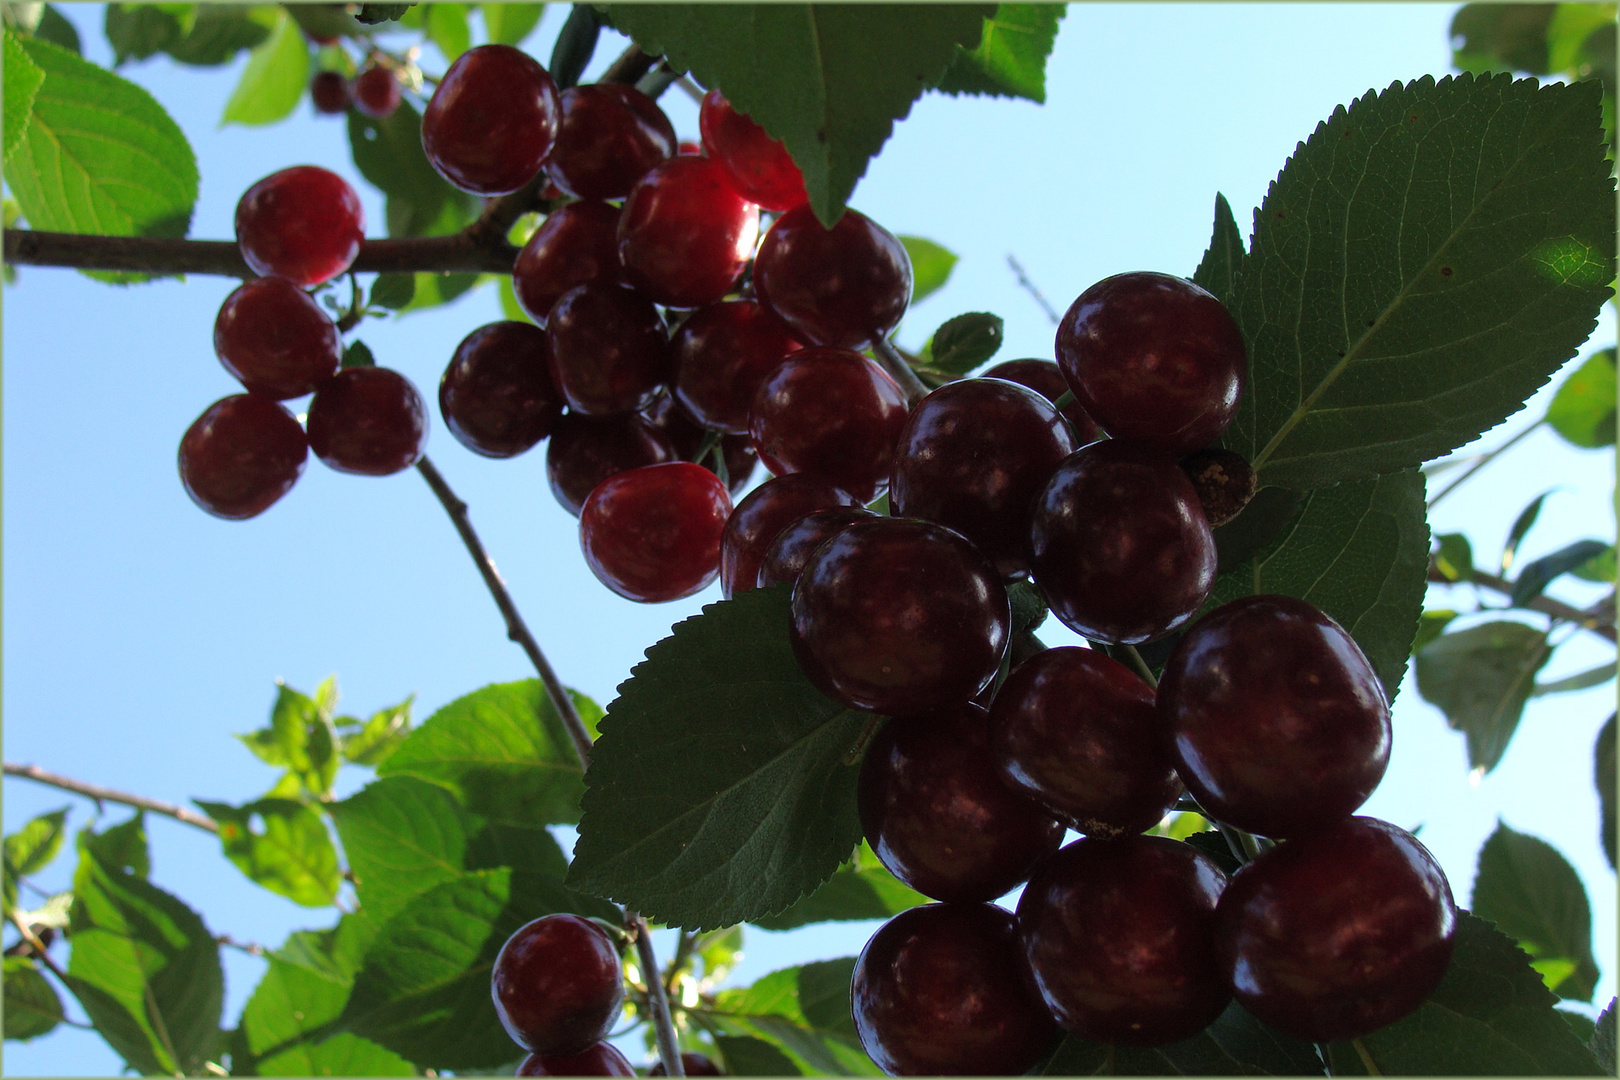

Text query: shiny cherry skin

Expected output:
[546,412,676,517]
[1215,817,1457,1042]
[213,277,340,399]
[749,347,910,504]
[618,155,760,309]
[580,463,733,603]
[512,201,626,324]
[698,88,808,211]
[1157,595,1391,839]
[638,391,758,496]
[891,378,1078,576]
[235,166,364,287]
[853,902,1058,1076]
[792,517,1010,714]
[719,474,859,599]
[516,1043,634,1077]
[492,913,624,1055]
[178,394,308,520]
[1018,835,1230,1046]
[351,63,400,118]
[545,83,676,201]
[756,506,876,589]
[754,205,911,349]
[1029,439,1216,644]
[860,704,1065,902]
[305,366,428,476]
[439,321,563,458]
[310,70,350,114]
[990,647,1182,837]
[1056,272,1246,456]
[672,300,802,434]
[422,44,560,195]
[649,1051,721,1076]
[545,284,669,415]
[981,358,1102,444]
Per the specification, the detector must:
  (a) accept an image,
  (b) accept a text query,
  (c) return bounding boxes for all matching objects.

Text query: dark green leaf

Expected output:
[337,694,414,766]
[1592,999,1616,1073]
[1450,4,1556,75]
[1209,485,1307,574]
[1596,714,1615,870]
[1502,490,1553,573]
[1413,609,1460,655]
[4,807,69,878]
[569,585,869,930]
[598,5,994,225]
[1534,661,1617,697]
[1547,349,1617,448]
[716,1034,803,1075]
[928,311,1004,374]
[3,29,44,161]
[1191,192,1245,304]
[1434,532,1476,583]
[32,5,81,53]
[897,235,956,305]
[1219,74,1616,491]
[356,4,412,25]
[400,268,485,311]
[104,3,184,64]
[328,775,472,925]
[1416,620,1553,772]
[1564,1008,1598,1043]
[193,798,341,907]
[1473,822,1599,1001]
[368,273,416,312]
[796,957,860,1044]
[933,4,1063,103]
[1181,830,1243,877]
[1039,1000,1325,1075]
[708,960,877,1075]
[1513,539,1613,607]
[481,2,544,47]
[349,98,458,236]
[221,7,308,126]
[85,812,149,878]
[549,4,600,88]
[163,5,273,66]
[749,841,926,931]
[426,3,470,62]
[3,957,62,1040]
[341,339,376,369]
[1572,544,1616,583]
[284,3,369,42]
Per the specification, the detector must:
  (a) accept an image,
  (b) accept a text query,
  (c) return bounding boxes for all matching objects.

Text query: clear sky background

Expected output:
[3,3,1615,1074]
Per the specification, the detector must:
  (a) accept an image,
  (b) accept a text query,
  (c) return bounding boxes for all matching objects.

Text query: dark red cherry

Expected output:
[491,913,624,1055]
[719,474,859,599]
[1029,439,1216,644]
[981,358,1103,444]
[306,366,428,476]
[516,1043,634,1077]
[422,44,560,196]
[546,412,677,517]
[214,276,340,399]
[1018,835,1230,1046]
[618,155,759,308]
[235,166,364,287]
[580,462,732,603]
[638,391,758,495]
[698,88,808,212]
[351,63,400,118]
[439,321,563,458]
[545,284,669,415]
[990,647,1181,837]
[545,83,676,201]
[1157,595,1391,839]
[749,346,909,504]
[310,70,350,115]
[792,517,1010,714]
[754,205,911,350]
[178,394,307,520]
[649,1051,721,1076]
[756,506,876,590]
[853,902,1058,1076]
[512,201,626,324]
[1215,817,1457,1042]
[671,300,802,434]
[1055,272,1246,456]
[890,378,1078,576]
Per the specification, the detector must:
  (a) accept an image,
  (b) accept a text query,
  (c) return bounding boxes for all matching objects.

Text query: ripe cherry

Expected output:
[516,1043,634,1076]
[649,1051,722,1075]
[545,83,676,200]
[981,359,1102,444]
[618,155,760,309]
[753,205,911,350]
[671,300,802,434]
[492,913,624,1056]
[698,89,808,211]
[545,284,669,415]
[511,200,625,324]
[639,391,758,496]
[214,276,341,399]
[235,166,364,287]
[351,63,401,118]
[719,474,860,599]
[439,321,563,458]
[580,462,733,603]
[756,506,876,590]
[310,70,350,115]
[178,394,308,520]
[422,44,560,195]
[546,412,677,517]
[306,366,428,476]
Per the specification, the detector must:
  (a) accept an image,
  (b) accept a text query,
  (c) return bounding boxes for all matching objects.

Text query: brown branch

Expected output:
[3,762,219,833]
[601,43,657,86]
[1428,561,1617,643]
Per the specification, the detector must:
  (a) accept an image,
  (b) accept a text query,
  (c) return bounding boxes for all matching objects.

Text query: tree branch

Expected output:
[1428,560,1617,643]
[629,911,686,1077]
[3,762,219,833]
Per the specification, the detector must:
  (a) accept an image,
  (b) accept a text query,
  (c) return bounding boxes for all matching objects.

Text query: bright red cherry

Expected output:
[310,70,350,115]
[698,88,808,211]
[545,284,669,415]
[981,359,1103,444]
[618,155,759,308]
[756,506,876,590]
[178,394,308,520]
[422,44,560,196]
[214,277,340,399]
[545,83,676,201]
[516,1044,634,1077]
[493,914,624,1056]
[580,462,733,603]
[512,201,625,324]
[754,205,911,350]
[671,300,802,434]
[235,166,364,287]
[719,474,860,599]
[1055,272,1246,456]
[439,321,563,458]
[351,63,401,118]
[1157,595,1391,839]
[306,366,427,476]
[1215,817,1457,1042]
[546,412,676,517]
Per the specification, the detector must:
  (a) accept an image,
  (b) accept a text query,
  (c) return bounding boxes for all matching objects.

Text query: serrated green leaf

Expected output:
[1547,348,1617,448]
[1191,192,1245,304]
[897,235,956,305]
[1592,998,1617,1072]
[569,585,869,930]
[1597,715,1616,869]
[4,956,63,1041]
[1220,74,1616,491]
[164,5,273,66]
[933,4,1063,103]
[1434,532,1476,583]
[928,311,1004,374]
[84,813,149,878]
[368,273,416,312]
[221,8,309,127]
[715,1034,803,1075]
[32,5,80,53]
[426,2,470,62]
[1417,620,1553,773]
[328,775,473,925]
[1038,999,1325,1075]
[708,958,878,1075]
[337,694,414,766]
[481,3,543,47]
[749,841,926,931]
[1503,490,1553,573]
[251,682,342,796]
[598,5,993,225]
[4,807,69,879]
[239,915,378,1064]
[1473,823,1600,1001]
[1512,538,1612,606]
[261,1032,415,1076]
[357,3,411,25]
[193,798,341,907]
[3,30,44,161]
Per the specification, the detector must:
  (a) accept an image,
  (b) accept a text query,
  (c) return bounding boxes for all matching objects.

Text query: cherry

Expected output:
[1029,439,1216,644]
[1017,835,1230,1046]
[698,88,808,212]
[310,70,350,115]
[756,506,877,590]
[791,517,1010,714]
[1214,817,1457,1042]
[671,300,802,434]
[545,284,669,415]
[618,155,760,309]
[492,913,624,1055]
[749,346,909,504]
[990,646,1182,837]
[546,413,677,517]
[718,474,860,599]
[306,366,428,476]
[178,394,308,520]
[421,44,560,196]
[213,277,341,399]
[516,1043,634,1077]
[235,166,364,287]
[439,321,563,458]
[639,391,758,496]
[1157,595,1391,839]
[351,63,401,118]
[511,200,626,324]
[1055,272,1246,456]
[852,902,1058,1076]
[545,83,676,201]
[890,378,1078,577]
[753,205,911,350]
[581,462,733,603]
[649,1051,722,1075]
[981,359,1102,444]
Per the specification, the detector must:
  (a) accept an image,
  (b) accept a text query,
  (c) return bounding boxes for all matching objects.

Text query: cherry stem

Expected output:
[2,762,220,834]
[1351,1036,1383,1075]
[869,335,931,405]
[1051,388,1076,412]
[628,911,686,1077]
[1006,253,1062,325]
[334,272,365,334]
[1119,645,1158,688]
[1427,558,1616,643]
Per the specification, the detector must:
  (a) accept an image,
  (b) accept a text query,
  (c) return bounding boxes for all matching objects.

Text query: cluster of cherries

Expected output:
[309,60,403,120]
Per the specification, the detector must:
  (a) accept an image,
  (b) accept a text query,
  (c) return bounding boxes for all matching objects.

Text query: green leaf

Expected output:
[1450,4,1556,75]
[569,585,870,930]
[221,8,309,127]
[498,273,531,323]
[1502,490,1554,573]
[4,807,69,879]
[426,2,470,62]
[1414,609,1460,655]
[1416,620,1554,773]
[328,775,473,925]
[1434,532,1476,583]
[1534,660,1617,697]
[193,798,341,907]
[481,2,544,47]
[32,5,81,53]
[933,4,1063,103]
[1038,1000,1325,1075]
[597,4,994,225]
[163,5,273,66]
[1547,349,1617,448]
[3,30,44,161]
[749,841,926,931]
[336,694,414,766]
[1220,74,1616,491]
[547,4,600,89]
[86,812,149,878]
[897,235,956,305]
[1473,822,1600,1000]
[103,3,186,65]
[1597,714,1616,869]
[1191,192,1245,304]
[284,3,368,43]
[242,682,342,796]
[349,97,459,236]
[927,311,1004,374]
[238,915,378,1065]
[357,3,412,25]
[368,273,417,312]
[341,339,376,369]
[1592,998,1617,1072]
[3,956,63,1041]
[261,1032,415,1076]
[715,1034,803,1075]
[1572,543,1616,583]
[1512,538,1612,607]
[708,959,877,1075]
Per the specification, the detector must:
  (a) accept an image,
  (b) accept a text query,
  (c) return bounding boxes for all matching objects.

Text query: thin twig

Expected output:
[629,912,685,1077]
[1007,254,1062,325]
[1426,420,1543,509]
[869,336,931,405]
[8,910,70,984]
[1427,560,1617,643]
[600,43,658,85]
[3,763,218,834]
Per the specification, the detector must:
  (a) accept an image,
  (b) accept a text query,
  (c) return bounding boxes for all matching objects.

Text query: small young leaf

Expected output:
[193,798,341,908]
[1039,999,1325,1075]
[1547,349,1617,448]
[337,694,414,766]
[481,2,545,48]
[749,841,927,931]
[1513,539,1614,607]
[548,3,601,90]
[4,807,69,879]
[933,4,1064,104]
[1473,822,1599,1001]
[3,956,63,1041]
[426,3,470,63]
[1191,192,1245,305]
[1433,532,1475,583]
[898,235,957,304]
[341,339,377,369]
[3,30,45,161]
[1502,490,1554,573]
[1596,714,1615,870]
[368,273,416,311]
[221,8,309,127]
[1416,620,1553,773]
[928,312,1004,374]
